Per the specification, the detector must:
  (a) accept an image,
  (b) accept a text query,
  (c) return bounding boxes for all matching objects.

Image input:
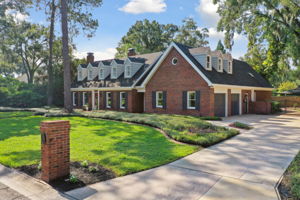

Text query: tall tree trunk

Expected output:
[47,0,56,106]
[60,0,72,113]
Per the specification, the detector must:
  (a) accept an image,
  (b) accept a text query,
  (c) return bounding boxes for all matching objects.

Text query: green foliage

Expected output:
[215,40,226,53]
[230,122,252,130]
[81,160,89,168]
[198,116,222,121]
[116,18,209,58]
[174,18,209,47]
[79,110,239,146]
[0,115,196,176]
[271,101,281,113]
[88,166,98,173]
[277,81,297,92]
[37,161,42,171]
[283,151,300,199]
[0,76,46,107]
[69,174,79,184]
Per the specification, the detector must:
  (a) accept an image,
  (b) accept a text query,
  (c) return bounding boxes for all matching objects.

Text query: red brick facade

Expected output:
[40,120,70,183]
[144,47,214,116]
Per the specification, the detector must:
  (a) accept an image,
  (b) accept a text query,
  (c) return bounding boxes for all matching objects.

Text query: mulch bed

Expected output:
[16,162,116,192]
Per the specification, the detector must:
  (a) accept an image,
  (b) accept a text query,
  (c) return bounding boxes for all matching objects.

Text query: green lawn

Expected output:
[0,111,34,118]
[0,115,197,176]
[284,151,300,199]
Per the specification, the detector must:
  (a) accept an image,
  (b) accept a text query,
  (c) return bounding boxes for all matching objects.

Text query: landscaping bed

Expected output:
[17,161,116,192]
[279,151,300,200]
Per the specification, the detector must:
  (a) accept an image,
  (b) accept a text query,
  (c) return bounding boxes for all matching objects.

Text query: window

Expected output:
[99,68,104,79]
[106,92,112,108]
[120,92,126,109]
[187,91,196,109]
[218,58,222,71]
[78,70,82,80]
[156,91,163,108]
[172,57,178,65]
[72,92,77,106]
[88,68,93,80]
[83,92,88,106]
[228,61,232,73]
[125,65,131,77]
[112,67,117,78]
[206,55,211,69]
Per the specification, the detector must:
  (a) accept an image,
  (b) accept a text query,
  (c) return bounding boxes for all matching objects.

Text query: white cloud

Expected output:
[119,0,167,14]
[208,27,243,40]
[5,9,28,22]
[74,48,117,61]
[196,0,219,25]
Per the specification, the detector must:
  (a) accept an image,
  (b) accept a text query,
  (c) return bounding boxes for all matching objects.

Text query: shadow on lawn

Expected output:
[1,150,40,167]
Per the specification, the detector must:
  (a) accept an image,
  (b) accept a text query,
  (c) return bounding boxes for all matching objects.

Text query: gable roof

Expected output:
[136,42,272,89]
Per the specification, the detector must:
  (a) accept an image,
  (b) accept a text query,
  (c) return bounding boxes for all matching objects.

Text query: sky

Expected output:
[26,0,248,61]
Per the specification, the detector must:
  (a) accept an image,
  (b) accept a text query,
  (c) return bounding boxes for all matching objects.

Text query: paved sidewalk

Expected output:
[66,111,300,200]
[0,182,30,200]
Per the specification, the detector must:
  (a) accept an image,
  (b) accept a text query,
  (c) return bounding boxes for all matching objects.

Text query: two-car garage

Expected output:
[214,93,240,117]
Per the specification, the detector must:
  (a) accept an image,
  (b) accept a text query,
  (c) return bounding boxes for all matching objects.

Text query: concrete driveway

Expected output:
[67,111,300,200]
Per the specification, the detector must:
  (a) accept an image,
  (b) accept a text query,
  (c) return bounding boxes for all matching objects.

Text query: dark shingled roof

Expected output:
[128,57,146,63]
[136,42,272,88]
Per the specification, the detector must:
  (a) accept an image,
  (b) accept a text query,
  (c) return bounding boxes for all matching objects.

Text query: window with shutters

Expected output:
[120,92,126,109]
[156,91,163,108]
[83,92,88,106]
[187,91,196,109]
[106,92,112,108]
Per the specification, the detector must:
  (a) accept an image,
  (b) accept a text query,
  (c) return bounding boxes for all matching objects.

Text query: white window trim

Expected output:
[156,91,163,108]
[82,92,87,106]
[206,55,211,70]
[106,92,111,108]
[228,61,232,73]
[172,57,178,65]
[88,68,93,80]
[125,65,131,78]
[187,91,196,110]
[99,68,104,79]
[218,58,223,72]
[111,67,117,79]
[72,92,76,106]
[120,92,126,109]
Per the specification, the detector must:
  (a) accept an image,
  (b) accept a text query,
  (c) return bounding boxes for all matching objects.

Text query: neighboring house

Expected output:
[71,42,273,117]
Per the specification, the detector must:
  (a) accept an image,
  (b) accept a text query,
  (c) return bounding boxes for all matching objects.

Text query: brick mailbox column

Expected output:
[40,120,70,183]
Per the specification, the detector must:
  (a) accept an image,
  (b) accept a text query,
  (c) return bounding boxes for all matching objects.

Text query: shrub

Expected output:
[199,116,222,121]
[230,122,252,130]
[81,160,89,168]
[88,166,98,173]
[271,101,281,113]
[69,174,79,184]
[291,174,300,198]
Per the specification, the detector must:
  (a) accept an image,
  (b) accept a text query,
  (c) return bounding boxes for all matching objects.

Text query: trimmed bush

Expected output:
[271,101,281,113]
[229,122,252,130]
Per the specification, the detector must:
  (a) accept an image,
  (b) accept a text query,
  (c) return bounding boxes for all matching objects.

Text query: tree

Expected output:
[116,19,178,58]
[174,18,209,47]
[277,81,297,92]
[35,0,102,106]
[60,0,72,112]
[216,40,226,53]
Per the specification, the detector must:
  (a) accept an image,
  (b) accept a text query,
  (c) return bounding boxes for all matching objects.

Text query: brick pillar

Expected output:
[40,120,70,183]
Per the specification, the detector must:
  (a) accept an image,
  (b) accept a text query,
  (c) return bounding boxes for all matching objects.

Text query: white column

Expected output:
[92,90,95,110]
[251,89,255,102]
[97,90,100,110]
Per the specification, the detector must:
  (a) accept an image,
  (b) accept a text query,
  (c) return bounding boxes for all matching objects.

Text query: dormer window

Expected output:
[88,68,93,80]
[112,67,117,79]
[78,70,82,81]
[206,55,211,69]
[218,58,222,71]
[99,68,104,79]
[125,65,131,78]
[228,61,232,73]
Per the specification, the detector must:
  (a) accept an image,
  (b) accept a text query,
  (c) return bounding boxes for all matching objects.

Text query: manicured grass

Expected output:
[285,151,300,199]
[77,110,239,146]
[0,115,197,176]
[0,111,34,118]
[229,121,252,130]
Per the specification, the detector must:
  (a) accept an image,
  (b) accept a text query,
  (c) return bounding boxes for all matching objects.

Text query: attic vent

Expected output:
[248,72,254,78]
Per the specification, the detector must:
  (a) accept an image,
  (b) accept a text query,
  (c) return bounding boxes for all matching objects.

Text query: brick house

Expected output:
[71,42,273,117]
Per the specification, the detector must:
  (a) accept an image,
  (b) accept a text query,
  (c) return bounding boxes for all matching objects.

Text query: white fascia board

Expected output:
[71,87,133,92]
[141,42,212,87]
[212,84,274,91]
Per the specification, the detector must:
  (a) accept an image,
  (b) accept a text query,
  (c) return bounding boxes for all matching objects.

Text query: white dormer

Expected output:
[87,63,98,81]
[211,50,223,72]
[223,53,233,74]
[124,58,144,78]
[206,55,212,70]
[98,61,111,80]
[191,47,212,71]
[110,60,124,79]
[77,64,87,81]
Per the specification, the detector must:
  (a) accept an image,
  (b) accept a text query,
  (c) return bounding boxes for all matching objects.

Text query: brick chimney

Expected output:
[87,52,94,63]
[127,48,136,57]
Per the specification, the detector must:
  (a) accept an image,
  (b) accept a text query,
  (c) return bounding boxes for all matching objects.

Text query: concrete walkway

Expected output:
[66,111,300,200]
